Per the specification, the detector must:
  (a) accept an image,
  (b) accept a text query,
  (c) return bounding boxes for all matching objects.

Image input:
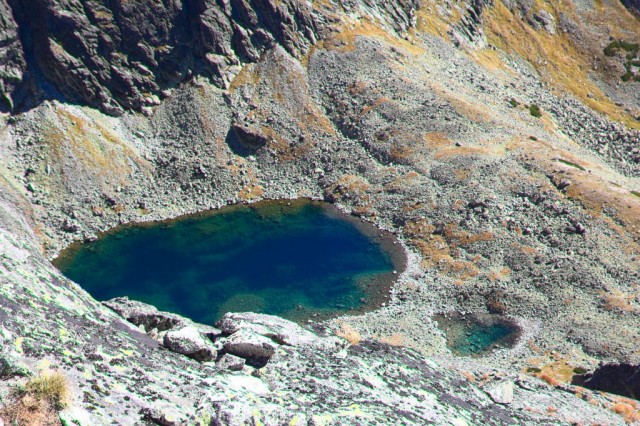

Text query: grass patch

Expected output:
[631,191,640,198]
[558,158,586,171]
[529,104,542,118]
[0,370,71,426]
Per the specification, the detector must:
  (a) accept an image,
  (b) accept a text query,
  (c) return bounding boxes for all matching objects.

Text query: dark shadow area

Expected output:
[573,363,640,400]
[225,124,265,156]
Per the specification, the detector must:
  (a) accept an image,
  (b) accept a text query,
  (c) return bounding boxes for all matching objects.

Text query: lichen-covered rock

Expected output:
[163,327,217,362]
[484,379,514,405]
[222,328,277,366]
[216,353,245,371]
[218,312,345,351]
[103,297,220,337]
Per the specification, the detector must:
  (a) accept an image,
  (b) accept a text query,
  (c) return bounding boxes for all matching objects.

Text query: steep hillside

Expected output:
[1,0,640,424]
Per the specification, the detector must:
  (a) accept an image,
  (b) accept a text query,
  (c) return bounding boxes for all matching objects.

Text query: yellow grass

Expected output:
[483,0,640,128]
[335,323,362,345]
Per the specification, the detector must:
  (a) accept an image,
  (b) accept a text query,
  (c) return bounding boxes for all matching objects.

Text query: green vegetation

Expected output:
[509,98,519,108]
[529,104,542,118]
[631,190,640,198]
[527,367,542,373]
[604,39,640,82]
[572,367,589,375]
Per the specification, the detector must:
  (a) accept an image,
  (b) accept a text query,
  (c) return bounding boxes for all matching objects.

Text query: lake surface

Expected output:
[434,312,519,356]
[54,199,405,324]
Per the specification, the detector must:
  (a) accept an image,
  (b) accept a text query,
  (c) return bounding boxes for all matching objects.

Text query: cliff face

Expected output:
[0,0,418,115]
[1,0,640,424]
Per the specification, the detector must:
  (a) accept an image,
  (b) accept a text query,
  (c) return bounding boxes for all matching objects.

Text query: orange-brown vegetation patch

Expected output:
[600,289,637,312]
[359,97,391,118]
[509,137,640,252]
[423,132,452,149]
[403,219,493,279]
[238,184,265,201]
[335,323,362,345]
[611,399,640,423]
[228,64,260,93]
[414,1,464,38]
[526,353,585,386]
[486,266,512,282]
[384,171,421,193]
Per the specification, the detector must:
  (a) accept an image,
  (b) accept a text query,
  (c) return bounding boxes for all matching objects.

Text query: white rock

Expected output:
[218,312,344,351]
[163,327,217,362]
[484,380,514,405]
[223,328,277,362]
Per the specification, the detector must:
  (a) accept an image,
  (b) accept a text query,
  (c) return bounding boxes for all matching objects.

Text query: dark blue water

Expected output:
[434,312,519,356]
[54,200,403,324]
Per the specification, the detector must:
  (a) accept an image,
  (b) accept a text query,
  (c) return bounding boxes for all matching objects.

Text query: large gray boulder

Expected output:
[217,312,345,351]
[222,328,277,366]
[163,327,217,362]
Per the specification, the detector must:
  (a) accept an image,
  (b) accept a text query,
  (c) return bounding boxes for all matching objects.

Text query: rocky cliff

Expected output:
[1,0,640,424]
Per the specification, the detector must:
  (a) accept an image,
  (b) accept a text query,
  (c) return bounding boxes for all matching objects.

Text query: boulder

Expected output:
[484,379,514,405]
[103,297,220,336]
[216,354,245,371]
[163,327,217,362]
[217,312,344,351]
[222,329,277,366]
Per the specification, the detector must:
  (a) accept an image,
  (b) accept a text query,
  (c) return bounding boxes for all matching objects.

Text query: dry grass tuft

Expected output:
[0,370,70,426]
[22,370,71,409]
[335,323,362,345]
[538,373,560,387]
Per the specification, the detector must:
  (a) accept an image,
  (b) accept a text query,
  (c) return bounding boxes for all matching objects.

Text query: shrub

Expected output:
[509,98,519,107]
[621,72,633,82]
[529,104,542,118]
[604,40,621,56]
[573,367,588,375]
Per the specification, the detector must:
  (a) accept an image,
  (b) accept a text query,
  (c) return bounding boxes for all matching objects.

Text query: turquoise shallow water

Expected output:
[54,200,402,324]
[434,312,519,356]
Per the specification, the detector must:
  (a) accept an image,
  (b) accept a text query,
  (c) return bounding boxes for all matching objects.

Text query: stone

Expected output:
[484,380,514,405]
[217,354,245,371]
[103,297,220,336]
[222,329,277,365]
[218,312,344,351]
[163,327,217,362]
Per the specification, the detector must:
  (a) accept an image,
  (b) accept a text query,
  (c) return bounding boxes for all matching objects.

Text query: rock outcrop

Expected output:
[0,0,28,113]
[0,0,423,116]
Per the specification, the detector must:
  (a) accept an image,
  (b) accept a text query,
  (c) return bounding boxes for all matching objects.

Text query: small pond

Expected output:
[53,199,406,324]
[434,312,520,357]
